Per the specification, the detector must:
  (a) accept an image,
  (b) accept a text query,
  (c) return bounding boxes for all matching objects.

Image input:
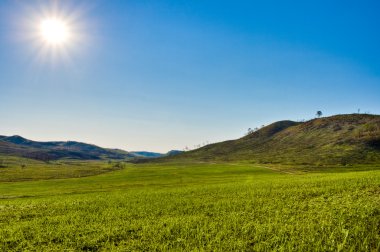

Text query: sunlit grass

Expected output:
[0,156,124,182]
[0,162,379,251]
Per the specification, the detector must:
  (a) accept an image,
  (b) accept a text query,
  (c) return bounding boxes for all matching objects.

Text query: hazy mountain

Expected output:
[130,150,183,158]
[165,150,183,156]
[130,151,163,158]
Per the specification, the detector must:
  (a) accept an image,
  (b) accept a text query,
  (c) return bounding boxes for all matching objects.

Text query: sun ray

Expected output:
[9,0,93,68]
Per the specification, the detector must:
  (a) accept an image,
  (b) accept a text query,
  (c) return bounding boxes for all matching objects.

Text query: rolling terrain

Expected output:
[0,135,133,161]
[1,162,379,251]
[160,114,380,165]
[0,114,379,250]
[0,135,181,161]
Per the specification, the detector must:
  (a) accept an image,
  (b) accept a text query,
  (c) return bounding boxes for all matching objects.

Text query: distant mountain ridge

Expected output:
[158,114,380,165]
[130,150,183,158]
[0,135,133,161]
[0,135,182,161]
[130,151,163,158]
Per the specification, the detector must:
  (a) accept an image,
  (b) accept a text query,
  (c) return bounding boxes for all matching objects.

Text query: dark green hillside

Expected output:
[162,114,380,165]
[0,136,134,161]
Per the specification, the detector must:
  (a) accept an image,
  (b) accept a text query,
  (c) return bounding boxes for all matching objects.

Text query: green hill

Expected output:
[160,114,380,165]
[0,135,133,161]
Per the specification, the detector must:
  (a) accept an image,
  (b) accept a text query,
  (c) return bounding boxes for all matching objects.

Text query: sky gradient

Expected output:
[0,0,379,152]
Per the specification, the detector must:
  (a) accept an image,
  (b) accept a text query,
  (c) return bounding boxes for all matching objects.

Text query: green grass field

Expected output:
[0,156,126,182]
[1,162,379,251]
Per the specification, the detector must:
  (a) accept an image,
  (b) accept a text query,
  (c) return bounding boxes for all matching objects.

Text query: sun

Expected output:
[39,18,70,45]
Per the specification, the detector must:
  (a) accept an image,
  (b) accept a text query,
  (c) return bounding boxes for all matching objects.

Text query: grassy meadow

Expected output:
[0,156,125,182]
[0,161,379,251]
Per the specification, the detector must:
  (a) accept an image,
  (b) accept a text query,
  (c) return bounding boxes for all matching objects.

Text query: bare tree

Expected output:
[246,128,253,135]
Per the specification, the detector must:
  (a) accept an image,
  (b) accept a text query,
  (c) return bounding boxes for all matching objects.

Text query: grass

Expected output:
[0,162,379,251]
[0,156,125,182]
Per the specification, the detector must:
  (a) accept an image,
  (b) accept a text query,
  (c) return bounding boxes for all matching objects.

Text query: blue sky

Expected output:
[0,0,379,152]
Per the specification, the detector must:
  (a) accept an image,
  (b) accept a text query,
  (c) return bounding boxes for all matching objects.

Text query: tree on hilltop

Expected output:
[316,111,322,118]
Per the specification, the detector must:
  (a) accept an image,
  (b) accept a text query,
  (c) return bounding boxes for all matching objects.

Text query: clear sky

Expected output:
[0,0,379,152]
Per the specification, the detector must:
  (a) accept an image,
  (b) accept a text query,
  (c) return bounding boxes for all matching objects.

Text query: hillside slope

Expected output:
[0,135,184,161]
[163,114,380,165]
[0,136,133,161]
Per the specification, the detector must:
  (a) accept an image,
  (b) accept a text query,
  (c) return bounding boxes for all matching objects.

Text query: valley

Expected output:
[1,114,379,251]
